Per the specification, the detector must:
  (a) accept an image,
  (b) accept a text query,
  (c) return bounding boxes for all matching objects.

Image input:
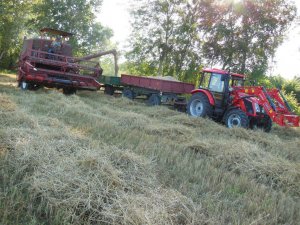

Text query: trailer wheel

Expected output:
[147,94,161,106]
[63,88,76,95]
[187,93,212,117]
[123,88,135,99]
[104,85,115,95]
[225,109,249,129]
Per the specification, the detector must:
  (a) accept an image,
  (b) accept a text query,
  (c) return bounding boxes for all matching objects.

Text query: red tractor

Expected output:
[18,28,118,94]
[187,68,300,131]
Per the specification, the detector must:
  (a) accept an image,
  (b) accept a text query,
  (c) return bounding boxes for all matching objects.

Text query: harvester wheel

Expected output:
[104,85,115,95]
[225,109,249,129]
[63,88,76,95]
[187,93,212,117]
[147,94,161,106]
[123,88,135,99]
[20,81,30,90]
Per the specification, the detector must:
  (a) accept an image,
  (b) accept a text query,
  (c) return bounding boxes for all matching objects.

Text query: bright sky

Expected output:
[98,0,300,80]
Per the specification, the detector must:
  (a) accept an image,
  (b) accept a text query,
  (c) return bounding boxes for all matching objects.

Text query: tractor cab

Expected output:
[199,68,245,91]
[196,68,245,112]
[188,68,299,131]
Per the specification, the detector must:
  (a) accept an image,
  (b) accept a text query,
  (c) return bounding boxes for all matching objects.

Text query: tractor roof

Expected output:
[40,28,74,37]
[203,68,245,79]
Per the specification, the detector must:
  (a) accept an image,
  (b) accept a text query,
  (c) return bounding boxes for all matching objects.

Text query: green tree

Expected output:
[127,0,296,85]
[0,0,32,69]
[283,77,300,101]
[126,0,202,83]
[199,0,296,77]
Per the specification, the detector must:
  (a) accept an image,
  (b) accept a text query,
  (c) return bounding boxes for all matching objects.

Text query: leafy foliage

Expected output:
[0,0,112,70]
[200,0,296,75]
[0,0,33,69]
[126,0,202,83]
[127,0,296,84]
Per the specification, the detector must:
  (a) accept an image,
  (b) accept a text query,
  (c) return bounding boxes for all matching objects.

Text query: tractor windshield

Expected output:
[209,73,224,92]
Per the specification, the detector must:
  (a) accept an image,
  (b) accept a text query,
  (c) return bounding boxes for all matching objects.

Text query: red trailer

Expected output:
[120,74,195,106]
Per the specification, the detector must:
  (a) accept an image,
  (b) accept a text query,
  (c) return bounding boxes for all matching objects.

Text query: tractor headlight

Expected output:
[255,103,260,112]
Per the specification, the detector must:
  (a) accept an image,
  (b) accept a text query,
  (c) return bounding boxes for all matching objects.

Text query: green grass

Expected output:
[0,73,300,224]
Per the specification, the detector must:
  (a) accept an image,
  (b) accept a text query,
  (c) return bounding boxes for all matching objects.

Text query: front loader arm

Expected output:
[233,86,299,127]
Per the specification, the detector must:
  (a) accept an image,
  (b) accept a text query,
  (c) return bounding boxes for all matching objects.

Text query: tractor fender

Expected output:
[191,89,215,106]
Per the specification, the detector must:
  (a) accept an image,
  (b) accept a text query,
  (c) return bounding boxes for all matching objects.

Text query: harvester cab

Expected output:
[18,28,118,94]
[188,68,300,131]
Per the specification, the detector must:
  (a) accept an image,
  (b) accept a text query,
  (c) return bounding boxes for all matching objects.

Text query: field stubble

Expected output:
[0,73,299,224]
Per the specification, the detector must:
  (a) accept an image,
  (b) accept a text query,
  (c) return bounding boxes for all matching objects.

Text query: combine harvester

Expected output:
[187,68,300,131]
[18,28,118,94]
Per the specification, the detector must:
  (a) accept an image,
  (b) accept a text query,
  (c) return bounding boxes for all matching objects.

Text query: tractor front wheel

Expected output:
[250,115,272,132]
[187,93,212,117]
[261,116,272,132]
[224,109,249,129]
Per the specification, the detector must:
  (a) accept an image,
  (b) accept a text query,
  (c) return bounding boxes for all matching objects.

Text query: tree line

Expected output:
[0,0,299,112]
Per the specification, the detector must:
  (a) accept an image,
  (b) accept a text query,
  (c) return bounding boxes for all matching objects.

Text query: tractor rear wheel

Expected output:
[225,109,249,129]
[187,93,212,117]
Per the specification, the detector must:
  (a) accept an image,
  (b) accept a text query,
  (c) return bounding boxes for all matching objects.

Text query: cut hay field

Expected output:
[0,72,300,225]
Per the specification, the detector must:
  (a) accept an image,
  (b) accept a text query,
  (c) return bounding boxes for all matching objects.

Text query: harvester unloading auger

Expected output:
[18,28,118,94]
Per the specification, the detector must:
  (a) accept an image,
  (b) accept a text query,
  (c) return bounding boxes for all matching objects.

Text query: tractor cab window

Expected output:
[209,73,224,93]
[200,72,211,89]
[232,78,244,87]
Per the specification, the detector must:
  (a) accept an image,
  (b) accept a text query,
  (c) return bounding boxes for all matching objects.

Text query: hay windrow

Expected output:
[1,73,300,224]
[1,109,204,224]
[0,93,16,111]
